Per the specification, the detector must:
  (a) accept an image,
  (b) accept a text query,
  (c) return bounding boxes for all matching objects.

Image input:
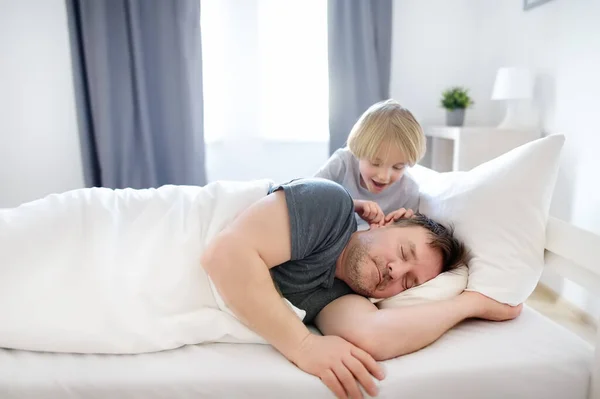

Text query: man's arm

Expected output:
[201,191,384,399]
[315,292,522,361]
[201,191,308,354]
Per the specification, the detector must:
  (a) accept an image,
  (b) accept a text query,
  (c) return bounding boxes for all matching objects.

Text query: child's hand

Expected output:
[384,208,415,225]
[354,200,385,226]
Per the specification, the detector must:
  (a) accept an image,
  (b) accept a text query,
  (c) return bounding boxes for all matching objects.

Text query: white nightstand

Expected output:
[424,126,541,172]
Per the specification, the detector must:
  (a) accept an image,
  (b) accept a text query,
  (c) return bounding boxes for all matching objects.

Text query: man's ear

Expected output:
[370,221,394,230]
[381,219,395,228]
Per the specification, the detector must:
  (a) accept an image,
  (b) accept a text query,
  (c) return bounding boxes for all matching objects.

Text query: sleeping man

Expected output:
[201,178,523,399]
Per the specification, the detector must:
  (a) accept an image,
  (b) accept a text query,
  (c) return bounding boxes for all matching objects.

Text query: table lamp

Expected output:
[491,67,534,129]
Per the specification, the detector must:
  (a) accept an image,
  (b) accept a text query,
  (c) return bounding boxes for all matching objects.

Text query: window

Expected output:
[201,0,328,142]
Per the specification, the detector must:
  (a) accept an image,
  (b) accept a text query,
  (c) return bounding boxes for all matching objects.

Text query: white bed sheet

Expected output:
[0,306,592,399]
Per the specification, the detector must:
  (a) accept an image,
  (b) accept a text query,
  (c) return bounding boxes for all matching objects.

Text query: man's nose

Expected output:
[387,262,404,280]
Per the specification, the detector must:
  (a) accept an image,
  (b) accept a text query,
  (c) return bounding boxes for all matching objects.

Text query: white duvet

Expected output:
[0,180,305,354]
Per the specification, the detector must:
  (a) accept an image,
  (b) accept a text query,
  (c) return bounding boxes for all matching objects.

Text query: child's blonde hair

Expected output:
[347,99,426,166]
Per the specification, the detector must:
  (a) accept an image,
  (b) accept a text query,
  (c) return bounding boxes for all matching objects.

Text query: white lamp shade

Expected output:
[491,67,534,100]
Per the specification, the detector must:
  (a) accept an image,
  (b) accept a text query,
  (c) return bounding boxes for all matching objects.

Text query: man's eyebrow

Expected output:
[409,241,417,260]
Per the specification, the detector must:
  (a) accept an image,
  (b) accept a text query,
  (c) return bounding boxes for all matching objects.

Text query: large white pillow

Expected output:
[414,134,564,305]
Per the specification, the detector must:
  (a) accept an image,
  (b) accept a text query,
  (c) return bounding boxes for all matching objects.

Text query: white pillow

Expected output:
[414,134,564,305]
[375,266,468,308]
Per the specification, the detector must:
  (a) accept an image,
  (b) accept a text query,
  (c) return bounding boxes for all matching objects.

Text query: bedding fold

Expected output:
[0,180,305,354]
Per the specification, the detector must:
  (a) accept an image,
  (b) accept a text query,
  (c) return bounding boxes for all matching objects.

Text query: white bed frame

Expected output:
[545,216,600,399]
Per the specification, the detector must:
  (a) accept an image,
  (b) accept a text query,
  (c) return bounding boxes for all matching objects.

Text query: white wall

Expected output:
[0,0,84,208]
[476,0,600,316]
[391,0,600,315]
[390,0,499,127]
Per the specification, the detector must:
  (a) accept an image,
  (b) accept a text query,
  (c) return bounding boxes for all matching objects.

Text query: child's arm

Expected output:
[317,150,385,226]
[384,207,415,224]
[354,200,385,227]
[384,175,420,224]
[314,150,346,183]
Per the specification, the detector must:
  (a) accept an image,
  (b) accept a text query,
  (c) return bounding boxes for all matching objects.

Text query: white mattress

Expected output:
[1,306,592,399]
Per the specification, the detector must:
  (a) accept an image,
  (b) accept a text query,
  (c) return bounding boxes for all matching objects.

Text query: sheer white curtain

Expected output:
[201,0,328,143]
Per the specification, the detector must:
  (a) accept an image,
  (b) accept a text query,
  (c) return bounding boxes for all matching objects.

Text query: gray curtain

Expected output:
[327,0,393,154]
[66,0,206,189]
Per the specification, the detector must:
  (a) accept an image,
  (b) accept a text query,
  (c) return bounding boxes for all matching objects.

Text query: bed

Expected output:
[1,161,599,398]
[1,210,599,399]
[0,303,593,399]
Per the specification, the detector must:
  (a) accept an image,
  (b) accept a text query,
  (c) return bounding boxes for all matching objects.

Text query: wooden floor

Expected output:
[526,283,597,344]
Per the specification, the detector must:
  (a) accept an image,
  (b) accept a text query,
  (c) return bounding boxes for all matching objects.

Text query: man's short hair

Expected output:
[392,213,469,272]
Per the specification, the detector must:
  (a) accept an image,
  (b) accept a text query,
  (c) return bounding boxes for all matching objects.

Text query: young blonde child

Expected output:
[315,99,426,229]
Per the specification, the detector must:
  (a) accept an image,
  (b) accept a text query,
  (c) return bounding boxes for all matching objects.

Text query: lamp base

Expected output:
[497,100,538,129]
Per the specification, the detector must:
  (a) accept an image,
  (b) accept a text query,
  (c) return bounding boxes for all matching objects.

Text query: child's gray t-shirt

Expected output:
[315,147,420,228]
[268,178,357,324]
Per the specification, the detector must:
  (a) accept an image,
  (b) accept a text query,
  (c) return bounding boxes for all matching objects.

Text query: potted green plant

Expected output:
[440,87,474,127]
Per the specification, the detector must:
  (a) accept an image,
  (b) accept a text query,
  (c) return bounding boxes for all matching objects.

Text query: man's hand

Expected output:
[354,200,384,227]
[290,334,385,399]
[461,290,523,321]
[383,207,414,225]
